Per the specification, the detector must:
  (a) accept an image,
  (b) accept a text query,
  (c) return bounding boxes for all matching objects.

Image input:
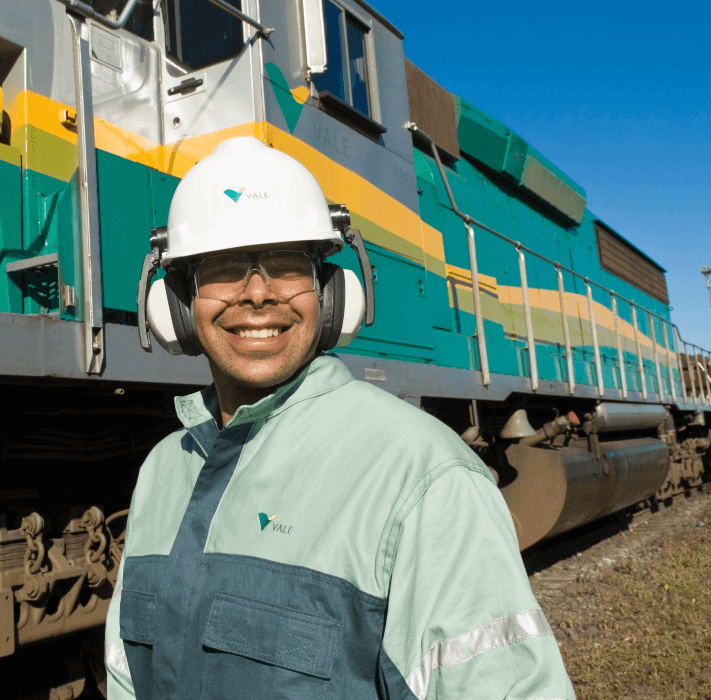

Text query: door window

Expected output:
[162,0,245,72]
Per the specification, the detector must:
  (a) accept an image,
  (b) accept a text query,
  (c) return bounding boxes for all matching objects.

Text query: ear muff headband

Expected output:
[164,271,202,356]
[318,262,346,351]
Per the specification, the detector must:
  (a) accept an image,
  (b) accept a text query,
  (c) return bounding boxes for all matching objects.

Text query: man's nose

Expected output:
[238,268,278,306]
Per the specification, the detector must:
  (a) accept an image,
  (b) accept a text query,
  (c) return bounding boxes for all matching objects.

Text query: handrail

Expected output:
[647,312,664,401]
[67,13,105,375]
[517,245,538,391]
[673,327,688,402]
[206,0,275,37]
[58,0,139,29]
[661,323,676,401]
[694,347,706,403]
[58,0,275,37]
[407,123,491,387]
[405,121,708,405]
[465,224,491,386]
[585,280,604,396]
[556,266,575,394]
[684,340,698,403]
[611,294,628,398]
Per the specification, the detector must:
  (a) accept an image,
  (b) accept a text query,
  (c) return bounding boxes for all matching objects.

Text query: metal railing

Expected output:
[407,122,711,406]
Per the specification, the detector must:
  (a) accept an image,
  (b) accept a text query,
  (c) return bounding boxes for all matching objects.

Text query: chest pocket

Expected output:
[119,590,156,699]
[201,591,341,700]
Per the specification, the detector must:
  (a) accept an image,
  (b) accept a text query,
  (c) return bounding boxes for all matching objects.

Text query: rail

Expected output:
[407,122,711,406]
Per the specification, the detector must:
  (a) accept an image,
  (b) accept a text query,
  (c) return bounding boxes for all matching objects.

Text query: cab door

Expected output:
[154,0,262,175]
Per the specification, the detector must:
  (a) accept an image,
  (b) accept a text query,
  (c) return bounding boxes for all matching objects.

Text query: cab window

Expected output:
[313,1,371,118]
[162,0,245,71]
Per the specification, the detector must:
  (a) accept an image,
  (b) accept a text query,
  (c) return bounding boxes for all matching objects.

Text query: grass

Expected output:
[561,532,711,699]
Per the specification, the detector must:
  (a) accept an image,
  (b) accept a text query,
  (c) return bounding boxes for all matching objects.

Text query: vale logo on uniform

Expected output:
[258,512,293,534]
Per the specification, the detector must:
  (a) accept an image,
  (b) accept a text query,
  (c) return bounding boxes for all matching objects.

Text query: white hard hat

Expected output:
[162,137,344,268]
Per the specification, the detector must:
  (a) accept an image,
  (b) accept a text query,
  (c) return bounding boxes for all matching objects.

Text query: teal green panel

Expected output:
[427,267,451,331]
[22,170,63,255]
[96,150,152,312]
[333,241,435,362]
[416,175,452,332]
[0,155,23,313]
[433,328,471,370]
[149,169,180,228]
[18,170,67,314]
[536,344,560,383]
[453,96,510,172]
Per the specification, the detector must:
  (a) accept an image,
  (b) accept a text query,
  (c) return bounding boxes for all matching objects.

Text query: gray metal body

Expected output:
[0,0,707,414]
[586,403,671,434]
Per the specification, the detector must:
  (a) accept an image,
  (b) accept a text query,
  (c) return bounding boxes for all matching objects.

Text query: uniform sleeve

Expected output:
[105,521,136,699]
[379,463,575,700]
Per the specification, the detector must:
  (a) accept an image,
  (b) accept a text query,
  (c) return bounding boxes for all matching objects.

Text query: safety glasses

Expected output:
[195,250,317,303]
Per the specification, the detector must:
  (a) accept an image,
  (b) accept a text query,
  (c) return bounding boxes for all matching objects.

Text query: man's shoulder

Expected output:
[335,377,457,435]
[136,427,197,481]
[325,377,491,478]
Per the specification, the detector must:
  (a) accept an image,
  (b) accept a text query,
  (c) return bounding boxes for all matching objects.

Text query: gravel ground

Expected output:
[528,484,711,700]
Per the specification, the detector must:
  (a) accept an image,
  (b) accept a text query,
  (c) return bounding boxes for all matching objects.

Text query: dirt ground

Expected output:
[528,485,711,700]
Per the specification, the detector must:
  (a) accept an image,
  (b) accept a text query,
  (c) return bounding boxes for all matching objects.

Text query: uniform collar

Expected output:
[174,354,353,431]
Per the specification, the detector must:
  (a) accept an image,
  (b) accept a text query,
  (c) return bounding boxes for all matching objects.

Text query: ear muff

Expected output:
[336,269,366,347]
[318,262,345,351]
[146,272,202,356]
[318,263,366,351]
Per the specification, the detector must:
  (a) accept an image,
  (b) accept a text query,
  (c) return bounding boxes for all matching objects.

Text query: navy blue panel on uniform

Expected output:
[119,411,406,700]
[122,555,168,700]
[203,591,341,678]
[152,421,254,699]
[378,647,419,699]
[122,553,389,699]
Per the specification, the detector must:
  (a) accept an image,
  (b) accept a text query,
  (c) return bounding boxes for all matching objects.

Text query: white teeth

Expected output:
[237,327,281,338]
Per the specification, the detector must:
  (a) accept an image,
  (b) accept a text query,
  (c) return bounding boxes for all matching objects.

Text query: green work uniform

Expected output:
[105,354,574,699]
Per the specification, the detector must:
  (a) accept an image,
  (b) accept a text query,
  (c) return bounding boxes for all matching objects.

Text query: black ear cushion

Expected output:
[164,271,202,357]
[318,263,345,351]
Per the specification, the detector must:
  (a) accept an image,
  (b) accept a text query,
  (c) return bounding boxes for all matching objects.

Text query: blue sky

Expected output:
[373,0,711,351]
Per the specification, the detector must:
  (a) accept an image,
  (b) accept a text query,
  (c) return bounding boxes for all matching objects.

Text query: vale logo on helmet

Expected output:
[223,187,269,203]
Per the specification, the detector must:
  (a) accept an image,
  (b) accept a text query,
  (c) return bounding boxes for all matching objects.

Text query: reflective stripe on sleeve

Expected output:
[105,641,131,677]
[112,578,123,602]
[406,609,554,700]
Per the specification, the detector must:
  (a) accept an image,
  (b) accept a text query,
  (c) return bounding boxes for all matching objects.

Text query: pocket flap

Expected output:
[119,590,156,645]
[203,592,341,680]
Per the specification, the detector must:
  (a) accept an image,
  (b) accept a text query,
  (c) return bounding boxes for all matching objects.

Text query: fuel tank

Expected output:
[499,438,669,550]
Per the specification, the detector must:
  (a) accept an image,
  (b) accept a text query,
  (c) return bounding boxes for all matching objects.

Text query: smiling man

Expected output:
[105,138,574,700]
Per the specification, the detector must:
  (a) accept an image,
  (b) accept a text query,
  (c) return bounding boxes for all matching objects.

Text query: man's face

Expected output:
[193,243,321,393]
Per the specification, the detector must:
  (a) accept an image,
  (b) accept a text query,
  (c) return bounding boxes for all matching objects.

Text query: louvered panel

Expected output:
[595,222,669,304]
[405,59,460,160]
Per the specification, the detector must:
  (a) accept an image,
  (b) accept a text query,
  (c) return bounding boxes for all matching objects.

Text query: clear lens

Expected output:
[196,250,316,302]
